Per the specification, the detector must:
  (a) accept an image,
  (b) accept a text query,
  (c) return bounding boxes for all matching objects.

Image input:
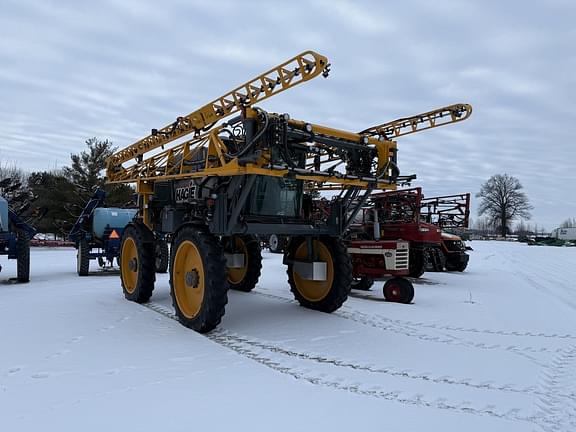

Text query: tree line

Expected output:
[0,138,133,236]
[1,150,572,239]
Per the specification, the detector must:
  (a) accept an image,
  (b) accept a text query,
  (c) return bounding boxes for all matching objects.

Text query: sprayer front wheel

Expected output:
[170,226,228,333]
[120,224,156,303]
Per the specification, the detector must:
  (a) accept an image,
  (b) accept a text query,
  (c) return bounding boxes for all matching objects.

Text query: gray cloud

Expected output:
[1,0,574,229]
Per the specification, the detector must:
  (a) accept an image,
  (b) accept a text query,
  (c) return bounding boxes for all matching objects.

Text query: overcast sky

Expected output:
[1,0,574,230]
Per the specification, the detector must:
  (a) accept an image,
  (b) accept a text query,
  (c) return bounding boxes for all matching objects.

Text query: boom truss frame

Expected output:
[360,104,472,140]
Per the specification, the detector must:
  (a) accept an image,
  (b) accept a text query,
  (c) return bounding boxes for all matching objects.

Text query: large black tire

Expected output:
[16,230,30,283]
[445,254,469,272]
[286,236,351,313]
[224,235,262,292]
[456,259,469,272]
[155,240,169,273]
[170,226,228,333]
[351,277,374,291]
[427,247,446,272]
[269,234,286,254]
[409,249,427,278]
[77,238,90,276]
[383,277,414,304]
[120,223,156,303]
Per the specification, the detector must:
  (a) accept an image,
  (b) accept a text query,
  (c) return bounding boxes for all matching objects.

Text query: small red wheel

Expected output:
[383,277,414,304]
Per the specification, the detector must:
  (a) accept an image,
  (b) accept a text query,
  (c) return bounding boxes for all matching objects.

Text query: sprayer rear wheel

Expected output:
[286,236,351,312]
[77,238,90,276]
[225,235,262,292]
[16,230,30,282]
[155,240,169,273]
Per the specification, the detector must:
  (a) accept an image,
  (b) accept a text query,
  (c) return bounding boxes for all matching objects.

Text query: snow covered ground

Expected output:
[1,241,575,432]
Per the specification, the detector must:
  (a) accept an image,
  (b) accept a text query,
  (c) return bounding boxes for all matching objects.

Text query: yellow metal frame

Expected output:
[360,103,472,139]
[108,118,399,191]
[105,51,472,206]
[107,50,329,171]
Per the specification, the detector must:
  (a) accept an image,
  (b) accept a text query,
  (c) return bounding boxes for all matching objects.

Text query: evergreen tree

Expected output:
[63,137,114,191]
[28,138,134,235]
[28,171,78,235]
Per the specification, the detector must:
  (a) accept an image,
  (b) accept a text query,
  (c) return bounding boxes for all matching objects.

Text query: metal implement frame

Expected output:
[68,188,106,243]
[420,193,471,229]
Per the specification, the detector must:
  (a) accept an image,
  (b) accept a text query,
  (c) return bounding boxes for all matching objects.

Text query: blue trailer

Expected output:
[0,195,36,282]
[69,189,168,276]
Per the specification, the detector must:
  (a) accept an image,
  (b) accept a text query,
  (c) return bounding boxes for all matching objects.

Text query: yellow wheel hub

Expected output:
[173,240,205,319]
[121,237,138,294]
[227,237,248,285]
[293,240,334,302]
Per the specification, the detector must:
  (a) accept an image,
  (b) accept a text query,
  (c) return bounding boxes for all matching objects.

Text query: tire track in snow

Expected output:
[533,345,576,432]
[368,318,576,341]
[500,250,576,312]
[142,301,537,425]
[213,330,575,402]
[512,270,576,312]
[252,289,563,360]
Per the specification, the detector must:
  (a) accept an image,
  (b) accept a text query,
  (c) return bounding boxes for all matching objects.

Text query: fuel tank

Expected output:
[92,207,137,239]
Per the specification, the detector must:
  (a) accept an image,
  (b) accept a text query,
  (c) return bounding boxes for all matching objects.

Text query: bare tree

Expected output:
[0,162,34,215]
[559,217,576,228]
[476,174,533,237]
[0,162,28,188]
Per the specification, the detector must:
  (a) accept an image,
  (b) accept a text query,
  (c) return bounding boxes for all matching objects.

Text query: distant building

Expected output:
[552,227,576,240]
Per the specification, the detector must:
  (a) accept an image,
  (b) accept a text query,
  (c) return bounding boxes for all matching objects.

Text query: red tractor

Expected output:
[345,188,431,303]
[347,188,471,297]
[346,233,414,303]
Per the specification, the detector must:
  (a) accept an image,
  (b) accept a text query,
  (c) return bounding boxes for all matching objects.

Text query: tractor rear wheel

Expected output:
[224,235,262,292]
[77,238,90,276]
[286,236,351,313]
[351,277,374,291]
[16,230,30,283]
[170,226,228,333]
[155,240,169,273]
[383,277,414,304]
[409,249,427,278]
[120,224,156,303]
